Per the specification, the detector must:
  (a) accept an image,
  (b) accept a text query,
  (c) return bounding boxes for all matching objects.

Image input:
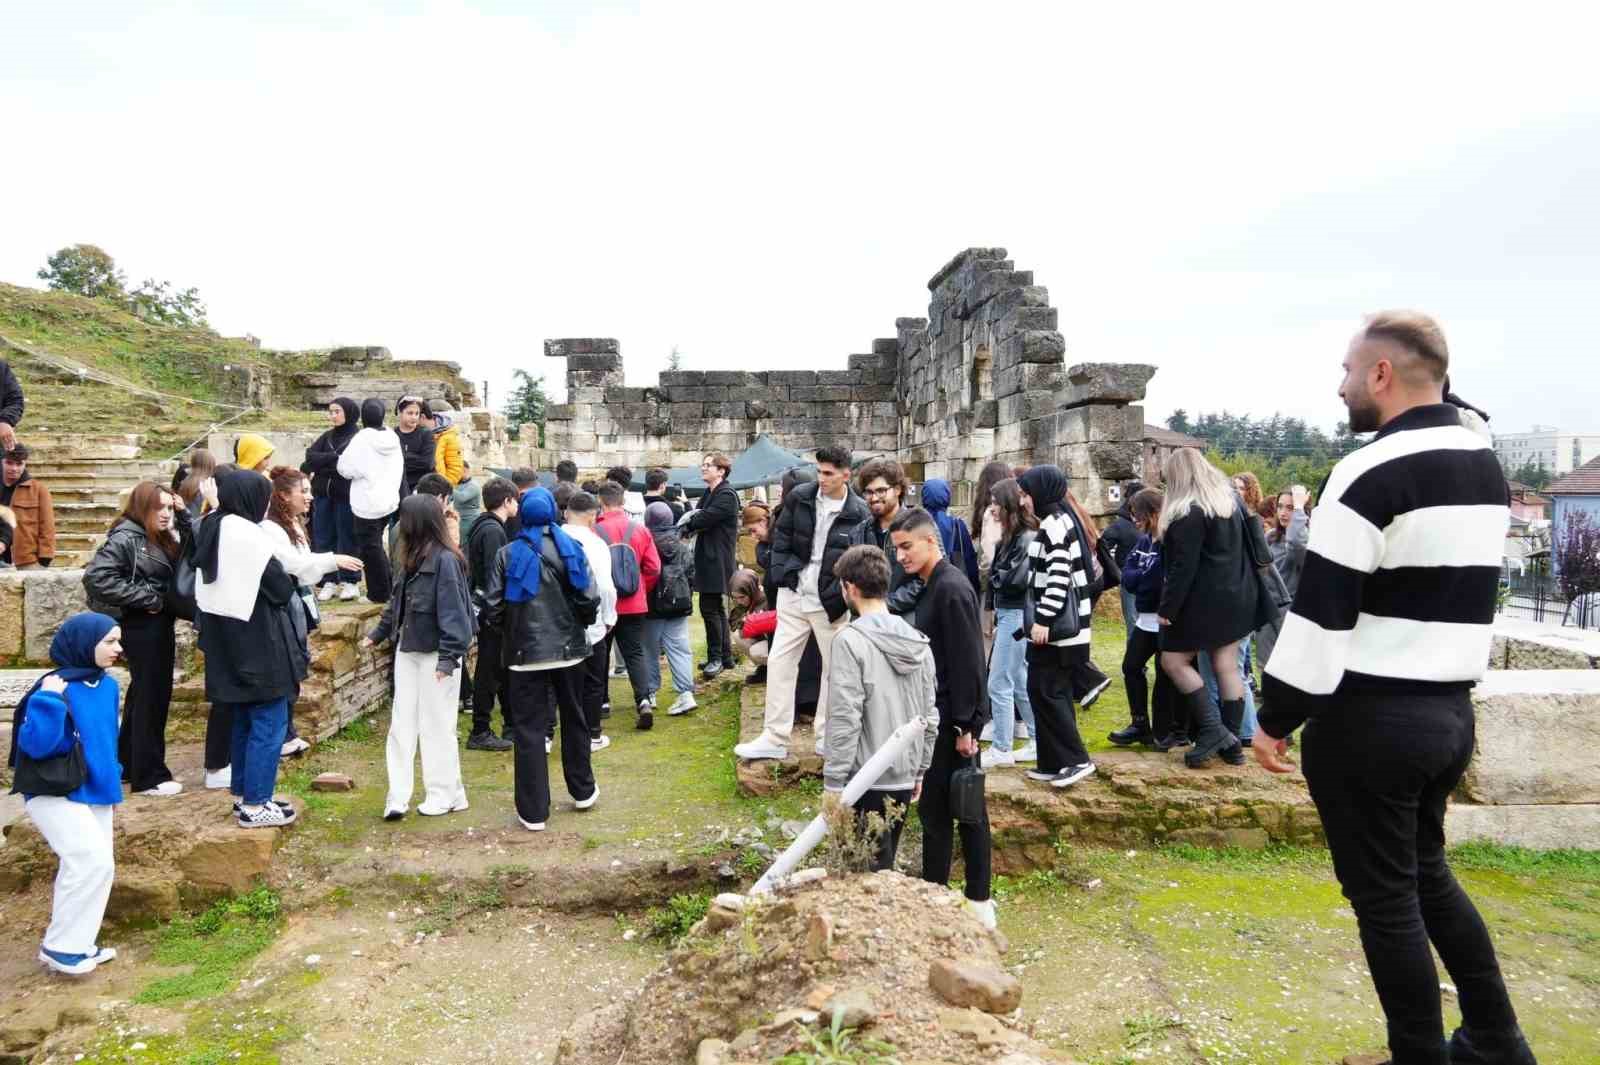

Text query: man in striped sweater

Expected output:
[1258,312,1534,1065]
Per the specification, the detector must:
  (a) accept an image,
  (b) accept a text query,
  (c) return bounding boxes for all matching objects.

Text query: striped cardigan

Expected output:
[1027,510,1093,647]
[1260,403,1509,738]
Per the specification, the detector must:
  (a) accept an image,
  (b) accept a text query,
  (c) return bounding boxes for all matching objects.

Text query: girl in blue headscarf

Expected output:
[920,479,980,589]
[8,612,124,974]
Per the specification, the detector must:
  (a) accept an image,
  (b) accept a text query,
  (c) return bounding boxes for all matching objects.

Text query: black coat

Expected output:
[685,479,739,594]
[1101,510,1140,573]
[83,513,193,617]
[768,483,870,593]
[199,557,307,704]
[395,427,436,498]
[1158,502,1268,652]
[368,548,476,676]
[911,559,990,735]
[819,513,922,622]
[0,361,22,428]
[466,512,509,607]
[483,537,600,667]
[302,428,356,503]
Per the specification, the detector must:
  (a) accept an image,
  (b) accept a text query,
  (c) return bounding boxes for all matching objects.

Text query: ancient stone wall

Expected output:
[206,409,541,478]
[541,248,1154,516]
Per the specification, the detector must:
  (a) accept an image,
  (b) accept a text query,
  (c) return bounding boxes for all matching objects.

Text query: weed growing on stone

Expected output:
[132,886,284,1004]
[1448,841,1600,877]
[1155,841,1329,869]
[771,1012,902,1064]
[645,891,712,943]
[73,1007,299,1065]
[413,881,508,934]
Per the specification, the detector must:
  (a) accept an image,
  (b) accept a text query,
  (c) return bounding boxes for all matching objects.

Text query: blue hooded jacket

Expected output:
[920,479,980,589]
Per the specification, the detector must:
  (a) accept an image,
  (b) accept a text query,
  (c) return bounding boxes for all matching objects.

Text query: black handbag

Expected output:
[168,553,198,622]
[950,752,987,826]
[1020,569,1083,643]
[12,704,88,798]
[1237,503,1287,629]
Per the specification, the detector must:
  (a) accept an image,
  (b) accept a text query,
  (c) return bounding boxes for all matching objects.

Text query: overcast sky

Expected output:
[4,1,1597,439]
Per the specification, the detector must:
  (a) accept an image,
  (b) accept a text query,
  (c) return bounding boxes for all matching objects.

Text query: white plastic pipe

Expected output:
[750,715,932,895]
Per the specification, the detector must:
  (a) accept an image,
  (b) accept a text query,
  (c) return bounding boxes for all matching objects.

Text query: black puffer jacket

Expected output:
[987,529,1035,611]
[483,537,600,667]
[368,548,476,676]
[818,512,924,621]
[83,512,194,617]
[767,483,871,592]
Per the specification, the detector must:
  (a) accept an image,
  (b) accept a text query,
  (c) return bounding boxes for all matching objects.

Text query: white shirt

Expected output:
[564,522,618,645]
[799,490,848,612]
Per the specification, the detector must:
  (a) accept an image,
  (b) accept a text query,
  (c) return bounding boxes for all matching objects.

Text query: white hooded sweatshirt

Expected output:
[337,427,403,520]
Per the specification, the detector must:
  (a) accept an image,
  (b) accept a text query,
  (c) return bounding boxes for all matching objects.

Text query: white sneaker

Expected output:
[1012,742,1038,763]
[734,738,788,761]
[667,692,697,716]
[317,584,336,603]
[38,949,98,975]
[237,802,295,829]
[140,780,184,796]
[544,736,553,754]
[1016,721,1030,740]
[573,784,599,810]
[1080,677,1113,708]
[981,746,1015,769]
[280,736,311,757]
[89,945,117,965]
[339,583,360,602]
[814,738,826,757]
[203,767,230,790]
[1051,762,1097,789]
[979,721,995,742]
[590,734,612,753]
[965,897,998,931]
[518,817,546,832]
[418,793,469,816]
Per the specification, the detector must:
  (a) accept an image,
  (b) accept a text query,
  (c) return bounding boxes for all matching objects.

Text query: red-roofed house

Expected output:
[1505,480,1550,523]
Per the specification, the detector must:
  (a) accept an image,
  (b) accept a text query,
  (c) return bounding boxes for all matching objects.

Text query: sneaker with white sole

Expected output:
[979,721,995,742]
[88,945,117,965]
[1051,762,1097,789]
[545,736,553,754]
[1079,677,1113,709]
[518,817,546,832]
[1016,721,1030,740]
[204,766,231,790]
[1025,768,1059,782]
[667,692,697,716]
[234,798,294,815]
[980,746,1015,769]
[339,583,360,602]
[965,897,998,931]
[417,793,469,816]
[237,802,296,828]
[590,735,612,753]
[280,736,311,757]
[1012,742,1038,763]
[317,584,336,603]
[573,784,599,810]
[733,738,789,761]
[139,780,184,796]
[382,808,406,822]
[38,947,98,975]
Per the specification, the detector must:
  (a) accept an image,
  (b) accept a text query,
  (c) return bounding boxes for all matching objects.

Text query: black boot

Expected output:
[1153,732,1191,751]
[1217,699,1247,764]
[1449,1025,1537,1065]
[1108,719,1155,746]
[1183,689,1240,768]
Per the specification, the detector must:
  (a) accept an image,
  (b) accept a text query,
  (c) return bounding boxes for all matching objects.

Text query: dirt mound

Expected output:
[555,869,1075,1065]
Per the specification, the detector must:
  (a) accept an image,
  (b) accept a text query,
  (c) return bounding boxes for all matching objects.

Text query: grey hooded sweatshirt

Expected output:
[823,610,939,793]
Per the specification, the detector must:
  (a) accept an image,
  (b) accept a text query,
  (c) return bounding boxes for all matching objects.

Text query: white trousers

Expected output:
[386,651,466,812]
[758,588,846,747]
[26,797,114,955]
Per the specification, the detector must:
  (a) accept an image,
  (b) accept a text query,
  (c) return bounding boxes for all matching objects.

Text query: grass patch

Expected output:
[644,892,712,943]
[414,880,508,934]
[1155,841,1330,869]
[1448,841,1600,878]
[133,887,283,1004]
[772,1013,901,1064]
[75,1009,299,1065]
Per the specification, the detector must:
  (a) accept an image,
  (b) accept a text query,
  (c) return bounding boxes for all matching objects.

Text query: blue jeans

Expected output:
[986,607,1035,750]
[228,699,288,805]
[1119,585,1138,642]
[1199,641,1258,740]
[312,497,359,585]
[642,615,695,695]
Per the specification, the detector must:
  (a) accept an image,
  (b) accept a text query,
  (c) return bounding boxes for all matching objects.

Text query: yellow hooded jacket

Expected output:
[235,433,275,472]
[433,417,464,486]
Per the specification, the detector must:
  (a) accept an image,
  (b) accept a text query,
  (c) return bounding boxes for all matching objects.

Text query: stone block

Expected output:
[1053,404,1143,445]
[658,371,705,387]
[1491,618,1600,669]
[791,386,854,403]
[1085,440,1142,479]
[818,370,862,386]
[996,330,1066,368]
[873,337,899,355]
[1459,670,1600,804]
[704,370,762,386]
[997,390,1056,425]
[999,305,1058,336]
[1445,802,1600,849]
[565,354,623,372]
[660,386,719,403]
[993,362,1063,399]
[851,385,897,403]
[544,338,619,357]
[1058,362,1157,407]
[769,371,818,387]
[928,959,1023,1014]
[0,572,23,659]
[602,386,650,403]
[23,570,88,664]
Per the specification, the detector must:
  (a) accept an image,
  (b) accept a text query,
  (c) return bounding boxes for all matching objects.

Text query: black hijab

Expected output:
[1018,465,1067,518]
[361,398,386,430]
[329,397,360,450]
[193,470,273,584]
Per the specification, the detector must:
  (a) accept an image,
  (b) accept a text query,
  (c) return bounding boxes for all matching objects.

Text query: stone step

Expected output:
[25,468,168,490]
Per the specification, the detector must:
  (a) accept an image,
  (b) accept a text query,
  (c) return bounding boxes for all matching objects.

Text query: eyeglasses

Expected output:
[864,486,894,497]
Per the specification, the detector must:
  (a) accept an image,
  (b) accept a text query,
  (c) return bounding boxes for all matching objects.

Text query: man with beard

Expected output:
[1257,311,1533,1065]
[819,457,920,618]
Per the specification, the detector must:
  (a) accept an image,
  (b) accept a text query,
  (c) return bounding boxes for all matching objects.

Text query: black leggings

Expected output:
[118,612,176,791]
[700,592,729,664]
[353,513,393,603]
[1122,627,1181,736]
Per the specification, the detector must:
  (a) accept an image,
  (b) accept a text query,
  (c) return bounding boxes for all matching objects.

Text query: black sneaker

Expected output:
[1107,723,1154,747]
[636,706,654,731]
[467,732,513,752]
[1079,676,1113,708]
[1153,733,1192,751]
[232,798,294,815]
[745,665,767,686]
[237,802,296,829]
[600,702,612,719]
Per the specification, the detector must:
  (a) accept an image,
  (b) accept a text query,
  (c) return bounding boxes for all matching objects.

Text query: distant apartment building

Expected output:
[1493,425,1600,477]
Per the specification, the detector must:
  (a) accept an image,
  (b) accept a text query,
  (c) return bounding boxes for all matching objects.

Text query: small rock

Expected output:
[701,905,743,933]
[1085,878,1103,890]
[716,862,737,880]
[311,773,355,792]
[696,1038,733,1065]
[929,959,1023,1014]
[729,1027,762,1052]
[804,984,836,1011]
[304,954,321,966]
[780,819,808,840]
[762,1007,819,1031]
[713,892,747,911]
[822,987,876,1030]
[622,929,637,941]
[129,1044,147,1052]
[805,912,834,961]
[938,1007,1013,1048]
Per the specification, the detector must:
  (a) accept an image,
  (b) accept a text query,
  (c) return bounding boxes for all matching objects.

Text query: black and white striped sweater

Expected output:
[1260,403,1509,737]
[1027,510,1092,647]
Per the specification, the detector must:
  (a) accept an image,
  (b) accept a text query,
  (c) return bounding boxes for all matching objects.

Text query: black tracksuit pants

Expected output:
[1303,691,1522,1064]
[505,665,594,825]
[1026,643,1090,773]
[700,592,730,665]
[581,636,611,740]
[918,726,992,902]
[118,612,177,791]
[611,614,651,707]
[1122,627,1180,737]
[352,513,392,604]
[472,625,509,736]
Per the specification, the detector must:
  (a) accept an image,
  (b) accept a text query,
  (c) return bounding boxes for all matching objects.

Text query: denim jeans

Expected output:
[642,615,695,696]
[986,607,1035,750]
[227,698,288,805]
[1119,585,1138,642]
[1199,641,1258,739]
[311,497,359,585]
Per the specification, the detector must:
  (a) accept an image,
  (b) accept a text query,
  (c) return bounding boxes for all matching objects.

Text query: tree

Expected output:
[37,243,126,300]
[1166,409,1191,435]
[127,278,208,327]
[666,345,683,372]
[1554,509,1600,605]
[503,368,549,446]
[1510,459,1552,491]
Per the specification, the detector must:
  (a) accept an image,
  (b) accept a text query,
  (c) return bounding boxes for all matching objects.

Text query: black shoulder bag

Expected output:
[11,695,88,798]
[950,748,987,825]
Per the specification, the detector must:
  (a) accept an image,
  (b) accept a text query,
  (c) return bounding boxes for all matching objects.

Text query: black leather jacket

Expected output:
[369,548,476,675]
[482,536,600,668]
[818,512,924,621]
[987,529,1035,611]
[83,512,193,617]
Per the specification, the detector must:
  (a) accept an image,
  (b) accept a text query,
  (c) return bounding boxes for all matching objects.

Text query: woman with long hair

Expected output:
[1231,471,1264,521]
[363,494,475,821]
[302,397,363,602]
[1061,487,1114,708]
[194,470,308,827]
[1156,448,1271,768]
[972,460,1011,658]
[1254,485,1312,678]
[261,467,363,755]
[175,448,218,520]
[83,481,192,796]
[982,478,1038,768]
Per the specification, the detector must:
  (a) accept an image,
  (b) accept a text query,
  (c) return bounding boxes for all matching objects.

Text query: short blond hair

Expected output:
[1361,310,1448,383]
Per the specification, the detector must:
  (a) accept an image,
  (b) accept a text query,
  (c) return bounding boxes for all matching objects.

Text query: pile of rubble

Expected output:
[556,869,1075,1065]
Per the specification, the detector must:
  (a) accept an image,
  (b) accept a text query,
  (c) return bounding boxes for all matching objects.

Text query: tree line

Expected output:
[37,244,208,327]
[1166,409,1365,498]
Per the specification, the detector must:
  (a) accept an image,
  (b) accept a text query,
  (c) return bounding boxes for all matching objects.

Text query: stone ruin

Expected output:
[544,247,1154,516]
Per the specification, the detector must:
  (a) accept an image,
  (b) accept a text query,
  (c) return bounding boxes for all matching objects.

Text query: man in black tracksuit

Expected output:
[890,508,995,927]
[465,477,518,751]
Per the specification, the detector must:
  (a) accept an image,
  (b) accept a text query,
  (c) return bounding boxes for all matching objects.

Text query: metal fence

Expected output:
[1499,562,1600,630]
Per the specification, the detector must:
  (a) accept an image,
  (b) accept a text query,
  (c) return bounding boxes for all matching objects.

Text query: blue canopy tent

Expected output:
[628,435,815,497]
